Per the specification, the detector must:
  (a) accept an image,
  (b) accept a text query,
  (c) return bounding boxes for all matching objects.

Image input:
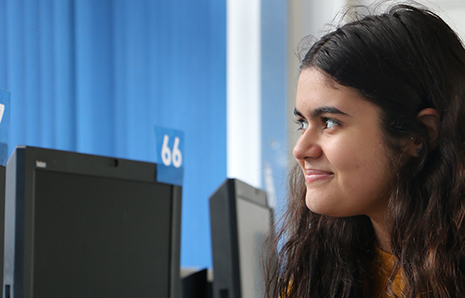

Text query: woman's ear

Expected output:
[408,108,440,156]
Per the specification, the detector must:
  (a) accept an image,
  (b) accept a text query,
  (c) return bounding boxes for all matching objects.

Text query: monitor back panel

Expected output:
[210,178,273,298]
[4,146,182,298]
[0,165,5,298]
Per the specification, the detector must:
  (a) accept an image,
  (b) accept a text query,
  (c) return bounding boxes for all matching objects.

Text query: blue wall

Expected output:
[0,0,226,268]
[261,0,288,211]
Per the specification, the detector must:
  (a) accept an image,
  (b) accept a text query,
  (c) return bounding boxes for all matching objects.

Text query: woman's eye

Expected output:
[297,120,308,131]
[323,118,339,129]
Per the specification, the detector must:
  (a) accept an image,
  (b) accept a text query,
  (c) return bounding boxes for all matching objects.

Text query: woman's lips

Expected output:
[304,169,334,184]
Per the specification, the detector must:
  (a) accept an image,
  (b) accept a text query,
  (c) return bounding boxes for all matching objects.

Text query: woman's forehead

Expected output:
[296,68,382,119]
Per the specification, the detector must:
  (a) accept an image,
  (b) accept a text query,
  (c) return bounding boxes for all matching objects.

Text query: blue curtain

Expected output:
[0,0,226,269]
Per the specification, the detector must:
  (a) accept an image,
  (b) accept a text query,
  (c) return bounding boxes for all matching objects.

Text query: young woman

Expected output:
[267,4,465,298]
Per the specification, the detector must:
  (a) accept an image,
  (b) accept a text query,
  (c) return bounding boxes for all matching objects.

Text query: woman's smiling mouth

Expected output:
[304,169,334,184]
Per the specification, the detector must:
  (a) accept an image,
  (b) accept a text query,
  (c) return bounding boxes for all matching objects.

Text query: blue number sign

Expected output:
[0,89,10,166]
[154,126,184,186]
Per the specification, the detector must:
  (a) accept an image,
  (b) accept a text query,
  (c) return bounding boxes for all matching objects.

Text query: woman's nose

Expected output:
[293,129,322,160]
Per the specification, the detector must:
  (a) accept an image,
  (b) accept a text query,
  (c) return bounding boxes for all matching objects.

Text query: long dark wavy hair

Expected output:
[266,3,465,298]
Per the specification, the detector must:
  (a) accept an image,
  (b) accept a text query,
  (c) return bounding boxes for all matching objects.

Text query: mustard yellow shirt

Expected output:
[370,247,405,298]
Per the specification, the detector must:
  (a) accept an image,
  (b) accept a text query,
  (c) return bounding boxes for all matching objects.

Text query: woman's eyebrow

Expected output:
[294,106,350,118]
[311,106,350,118]
[294,108,304,118]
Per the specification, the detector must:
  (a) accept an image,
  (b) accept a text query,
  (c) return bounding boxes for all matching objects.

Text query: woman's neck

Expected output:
[370,216,391,253]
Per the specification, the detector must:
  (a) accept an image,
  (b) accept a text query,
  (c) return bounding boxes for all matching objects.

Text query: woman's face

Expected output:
[293,68,394,221]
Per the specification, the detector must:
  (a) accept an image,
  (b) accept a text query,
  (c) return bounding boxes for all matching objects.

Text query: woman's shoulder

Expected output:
[370,246,404,298]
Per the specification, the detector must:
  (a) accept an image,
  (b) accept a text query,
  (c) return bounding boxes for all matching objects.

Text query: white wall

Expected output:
[227,0,262,188]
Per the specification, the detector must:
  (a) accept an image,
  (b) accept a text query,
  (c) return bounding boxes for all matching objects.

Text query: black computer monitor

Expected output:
[0,165,5,298]
[209,178,274,298]
[4,146,182,298]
